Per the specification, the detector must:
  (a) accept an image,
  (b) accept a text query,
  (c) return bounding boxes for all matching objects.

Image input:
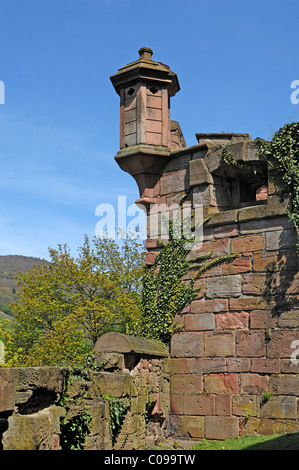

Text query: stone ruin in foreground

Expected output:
[0,48,298,449]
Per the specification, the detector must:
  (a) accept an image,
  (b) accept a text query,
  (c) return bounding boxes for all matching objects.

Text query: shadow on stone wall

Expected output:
[262,228,299,317]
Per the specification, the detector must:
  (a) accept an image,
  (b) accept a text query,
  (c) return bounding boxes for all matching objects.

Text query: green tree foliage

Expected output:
[0,235,145,367]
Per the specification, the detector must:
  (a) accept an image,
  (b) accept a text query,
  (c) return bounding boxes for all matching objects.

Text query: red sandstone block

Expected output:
[170,374,203,395]
[253,252,279,272]
[197,237,230,257]
[145,251,157,266]
[251,358,280,374]
[160,169,186,195]
[250,310,276,329]
[229,296,274,311]
[204,373,239,395]
[242,274,267,295]
[191,299,228,314]
[269,374,299,395]
[240,373,269,395]
[170,416,205,439]
[214,224,239,239]
[0,368,18,412]
[258,395,298,419]
[190,357,226,374]
[170,358,191,374]
[236,331,266,357]
[205,416,239,440]
[171,332,204,358]
[239,215,291,234]
[226,358,250,372]
[232,395,258,417]
[202,256,251,277]
[267,330,299,358]
[185,313,215,331]
[240,417,276,437]
[215,394,231,416]
[184,394,215,416]
[145,238,159,249]
[204,331,235,357]
[206,274,242,299]
[215,311,249,330]
[232,234,265,253]
[170,394,184,415]
[222,256,251,275]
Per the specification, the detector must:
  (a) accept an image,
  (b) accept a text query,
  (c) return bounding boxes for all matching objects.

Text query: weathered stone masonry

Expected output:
[111,48,299,440]
[0,334,170,450]
[0,49,298,449]
[161,139,299,440]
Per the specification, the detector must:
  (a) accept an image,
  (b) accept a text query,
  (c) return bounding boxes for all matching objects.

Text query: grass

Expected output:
[190,433,299,450]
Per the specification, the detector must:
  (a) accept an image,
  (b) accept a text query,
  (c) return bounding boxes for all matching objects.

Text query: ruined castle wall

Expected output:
[0,334,170,450]
[145,138,299,440]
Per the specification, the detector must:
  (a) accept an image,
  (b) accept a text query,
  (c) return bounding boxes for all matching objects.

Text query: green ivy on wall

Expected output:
[106,394,129,445]
[141,202,237,344]
[60,407,92,450]
[257,121,299,254]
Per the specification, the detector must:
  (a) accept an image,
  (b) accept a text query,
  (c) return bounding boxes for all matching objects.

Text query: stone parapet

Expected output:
[0,334,170,450]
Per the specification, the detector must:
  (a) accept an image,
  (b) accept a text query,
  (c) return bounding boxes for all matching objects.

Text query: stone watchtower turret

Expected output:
[110,47,180,198]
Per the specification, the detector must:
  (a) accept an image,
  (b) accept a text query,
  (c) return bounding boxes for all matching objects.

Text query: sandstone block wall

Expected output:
[145,136,299,440]
[0,334,170,450]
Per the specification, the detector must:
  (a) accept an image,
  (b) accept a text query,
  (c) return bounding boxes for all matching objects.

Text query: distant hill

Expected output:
[0,255,51,317]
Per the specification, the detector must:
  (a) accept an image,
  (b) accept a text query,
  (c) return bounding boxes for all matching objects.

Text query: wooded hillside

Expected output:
[0,255,50,317]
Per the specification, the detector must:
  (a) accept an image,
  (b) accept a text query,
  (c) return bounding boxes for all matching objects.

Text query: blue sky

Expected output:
[0,0,298,260]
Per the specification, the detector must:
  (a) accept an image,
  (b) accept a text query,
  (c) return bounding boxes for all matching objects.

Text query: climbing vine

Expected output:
[104,394,129,445]
[257,121,299,254]
[60,407,92,450]
[141,200,237,344]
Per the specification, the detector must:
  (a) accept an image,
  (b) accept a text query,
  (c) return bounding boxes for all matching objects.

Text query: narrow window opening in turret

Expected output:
[213,163,268,210]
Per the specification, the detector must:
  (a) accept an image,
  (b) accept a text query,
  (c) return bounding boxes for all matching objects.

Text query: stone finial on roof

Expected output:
[138,47,153,60]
